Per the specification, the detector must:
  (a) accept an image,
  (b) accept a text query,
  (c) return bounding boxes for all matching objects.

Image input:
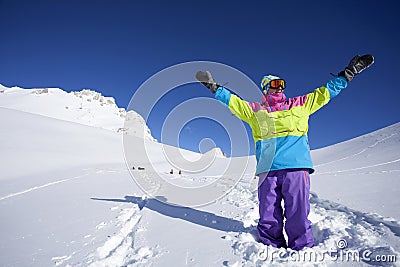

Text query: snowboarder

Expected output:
[195,55,374,250]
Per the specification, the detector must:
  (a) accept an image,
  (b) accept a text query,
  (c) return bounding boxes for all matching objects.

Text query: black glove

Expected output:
[195,71,220,94]
[338,54,374,82]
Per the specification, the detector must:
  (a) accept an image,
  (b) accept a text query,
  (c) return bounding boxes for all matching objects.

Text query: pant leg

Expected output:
[282,169,314,250]
[257,171,286,248]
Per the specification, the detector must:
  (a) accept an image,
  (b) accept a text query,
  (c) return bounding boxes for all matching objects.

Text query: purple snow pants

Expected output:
[257,169,314,250]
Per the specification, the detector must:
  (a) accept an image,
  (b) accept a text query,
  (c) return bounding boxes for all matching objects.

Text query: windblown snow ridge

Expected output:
[0,84,156,141]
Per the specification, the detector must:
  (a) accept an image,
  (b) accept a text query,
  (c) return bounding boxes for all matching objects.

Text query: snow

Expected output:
[311,123,400,219]
[0,84,399,266]
[0,84,156,141]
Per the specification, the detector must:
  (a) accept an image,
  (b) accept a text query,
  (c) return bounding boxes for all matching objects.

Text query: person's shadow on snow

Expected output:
[91,195,248,233]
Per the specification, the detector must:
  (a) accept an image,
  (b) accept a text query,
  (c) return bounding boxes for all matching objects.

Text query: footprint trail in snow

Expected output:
[220,178,400,266]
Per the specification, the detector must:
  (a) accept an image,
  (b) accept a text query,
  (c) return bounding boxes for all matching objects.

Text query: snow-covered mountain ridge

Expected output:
[0,84,156,141]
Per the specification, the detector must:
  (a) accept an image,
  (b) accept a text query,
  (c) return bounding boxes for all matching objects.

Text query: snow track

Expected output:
[0,167,125,201]
[86,205,154,267]
[314,132,399,168]
[316,158,400,175]
[0,175,87,201]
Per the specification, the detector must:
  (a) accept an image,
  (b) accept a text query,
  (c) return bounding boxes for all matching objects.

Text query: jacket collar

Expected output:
[262,93,287,107]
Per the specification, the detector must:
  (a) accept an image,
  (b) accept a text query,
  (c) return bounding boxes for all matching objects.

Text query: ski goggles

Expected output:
[267,79,286,89]
[262,79,286,94]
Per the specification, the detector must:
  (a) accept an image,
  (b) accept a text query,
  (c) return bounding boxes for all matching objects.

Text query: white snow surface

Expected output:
[0,84,399,266]
[0,84,156,141]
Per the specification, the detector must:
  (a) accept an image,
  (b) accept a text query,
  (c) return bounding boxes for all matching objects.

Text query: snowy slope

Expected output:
[0,86,399,266]
[311,123,400,220]
[0,84,156,141]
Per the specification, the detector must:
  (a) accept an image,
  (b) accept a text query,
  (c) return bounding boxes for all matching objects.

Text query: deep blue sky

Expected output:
[1,0,399,156]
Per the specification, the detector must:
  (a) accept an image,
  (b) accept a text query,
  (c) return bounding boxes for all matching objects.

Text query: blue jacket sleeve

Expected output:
[214,87,232,106]
[326,76,348,98]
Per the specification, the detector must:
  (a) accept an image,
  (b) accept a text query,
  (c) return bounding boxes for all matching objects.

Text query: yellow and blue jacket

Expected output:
[214,76,348,175]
